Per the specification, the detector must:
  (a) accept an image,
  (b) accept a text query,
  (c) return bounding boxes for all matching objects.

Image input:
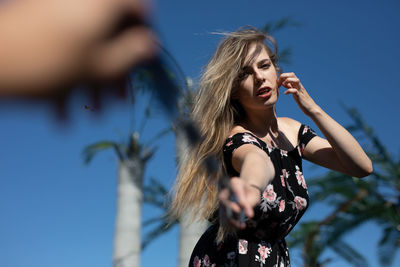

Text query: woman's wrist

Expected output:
[249,184,264,195]
[306,104,324,118]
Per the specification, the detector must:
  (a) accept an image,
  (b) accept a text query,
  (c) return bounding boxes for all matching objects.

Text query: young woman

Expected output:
[170,27,372,267]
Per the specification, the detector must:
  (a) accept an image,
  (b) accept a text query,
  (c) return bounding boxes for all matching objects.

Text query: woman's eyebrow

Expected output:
[258,58,271,65]
[242,58,271,70]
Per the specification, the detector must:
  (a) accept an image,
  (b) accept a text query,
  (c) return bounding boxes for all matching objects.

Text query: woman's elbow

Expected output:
[353,160,373,178]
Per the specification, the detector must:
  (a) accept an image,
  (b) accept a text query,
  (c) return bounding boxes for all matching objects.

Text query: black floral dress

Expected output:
[189,124,317,267]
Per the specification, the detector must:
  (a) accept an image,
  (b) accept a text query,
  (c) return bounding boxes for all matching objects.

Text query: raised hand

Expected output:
[277,72,319,116]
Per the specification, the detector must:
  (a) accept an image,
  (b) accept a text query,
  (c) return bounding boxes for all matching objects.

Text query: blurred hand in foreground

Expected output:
[0,0,157,99]
[218,177,261,229]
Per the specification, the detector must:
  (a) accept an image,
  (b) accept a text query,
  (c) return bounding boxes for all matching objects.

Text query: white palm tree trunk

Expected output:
[176,124,208,267]
[178,211,208,267]
[113,159,143,267]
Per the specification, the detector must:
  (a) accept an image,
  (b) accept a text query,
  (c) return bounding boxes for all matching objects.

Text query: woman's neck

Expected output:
[240,107,278,137]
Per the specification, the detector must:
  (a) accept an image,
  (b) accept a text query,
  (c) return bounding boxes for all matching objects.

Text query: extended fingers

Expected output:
[218,188,246,229]
[284,88,298,95]
[86,26,157,80]
[277,72,296,85]
[279,72,296,78]
[282,77,300,88]
[278,72,300,86]
[277,73,304,96]
[219,188,241,213]
[220,177,258,227]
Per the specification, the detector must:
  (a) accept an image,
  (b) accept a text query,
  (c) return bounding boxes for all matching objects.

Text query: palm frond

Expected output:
[260,17,300,34]
[146,177,169,195]
[138,91,155,136]
[157,42,189,94]
[344,106,393,166]
[378,226,400,266]
[143,126,173,148]
[141,147,157,163]
[82,141,124,164]
[278,47,292,65]
[141,178,176,249]
[329,239,369,267]
[323,213,369,245]
[143,178,170,208]
[143,195,165,208]
[142,219,178,249]
[307,172,359,203]
[142,215,167,226]
[177,79,196,116]
[287,221,319,247]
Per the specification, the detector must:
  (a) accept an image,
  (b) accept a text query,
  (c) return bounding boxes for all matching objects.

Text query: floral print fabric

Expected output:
[189,124,317,267]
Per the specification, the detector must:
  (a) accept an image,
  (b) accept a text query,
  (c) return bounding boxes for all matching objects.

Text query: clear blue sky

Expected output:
[1,0,399,266]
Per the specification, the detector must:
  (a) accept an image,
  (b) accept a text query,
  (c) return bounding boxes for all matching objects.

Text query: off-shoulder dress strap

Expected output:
[223,132,268,176]
[297,124,318,157]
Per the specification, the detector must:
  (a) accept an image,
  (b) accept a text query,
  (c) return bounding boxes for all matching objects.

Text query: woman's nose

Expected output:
[254,70,264,84]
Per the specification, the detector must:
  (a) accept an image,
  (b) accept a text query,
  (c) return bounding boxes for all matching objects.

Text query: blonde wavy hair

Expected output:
[169,26,280,241]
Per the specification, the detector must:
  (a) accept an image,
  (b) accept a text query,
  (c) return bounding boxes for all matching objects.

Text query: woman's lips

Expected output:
[256,87,272,99]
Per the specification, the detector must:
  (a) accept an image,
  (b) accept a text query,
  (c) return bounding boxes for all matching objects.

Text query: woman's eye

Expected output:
[261,64,271,69]
[238,71,251,80]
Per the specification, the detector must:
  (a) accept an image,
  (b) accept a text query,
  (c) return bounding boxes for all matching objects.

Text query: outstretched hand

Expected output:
[218,177,261,229]
[278,72,319,116]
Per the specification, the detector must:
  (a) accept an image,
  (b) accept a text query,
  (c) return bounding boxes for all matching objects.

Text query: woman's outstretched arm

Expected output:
[219,143,275,228]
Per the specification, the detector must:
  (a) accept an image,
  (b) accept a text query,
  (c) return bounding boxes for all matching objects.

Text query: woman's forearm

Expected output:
[309,105,373,177]
[239,151,273,191]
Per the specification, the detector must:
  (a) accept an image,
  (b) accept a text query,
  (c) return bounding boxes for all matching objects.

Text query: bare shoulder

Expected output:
[229,125,249,137]
[278,117,302,131]
[278,117,302,143]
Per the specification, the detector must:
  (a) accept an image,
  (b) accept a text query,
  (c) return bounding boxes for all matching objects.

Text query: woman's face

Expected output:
[233,43,278,113]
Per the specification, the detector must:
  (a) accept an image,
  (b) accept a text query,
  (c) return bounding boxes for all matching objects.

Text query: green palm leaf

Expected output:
[294,106,400,267]
[143,177,169,208]
[142,218,178,249]
[378,226,400,266]
[82,141,124,164]
[329,239,368,267]
[260,17,300,34]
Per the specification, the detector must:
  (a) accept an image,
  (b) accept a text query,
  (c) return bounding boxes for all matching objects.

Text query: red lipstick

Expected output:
[256,87,272,99]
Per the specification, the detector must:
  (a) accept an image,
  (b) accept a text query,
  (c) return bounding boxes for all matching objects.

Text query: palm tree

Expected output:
[83,73,171,267]
[82,41,205,267]
[288,106,400,267]
[288,185,370,267]
[83,133,149,267]
[341,107,400,266]
[141,77,208,267]
[175,86,209,267]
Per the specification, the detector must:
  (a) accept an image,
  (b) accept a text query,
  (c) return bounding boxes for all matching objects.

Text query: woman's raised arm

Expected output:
[278,72,373,178]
